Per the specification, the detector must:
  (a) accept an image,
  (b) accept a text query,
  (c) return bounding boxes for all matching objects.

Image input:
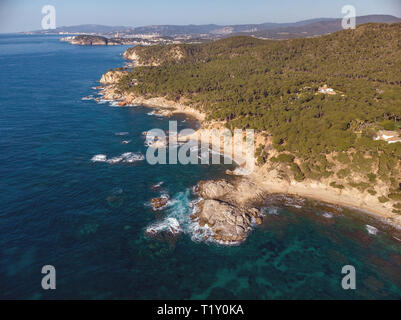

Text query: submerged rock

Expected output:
[145,218,182,247]
[151,196,169,210]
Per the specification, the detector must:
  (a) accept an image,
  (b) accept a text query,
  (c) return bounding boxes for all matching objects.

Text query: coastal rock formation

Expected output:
[151,197,169,210]
[145,217,182,244]
[100,70,128,85]
[197,179,235,200]
[196,200,262,243]
[192,179,265,243]
[123,45,185,66]
[60,35,140,46]
[63,35,119,46]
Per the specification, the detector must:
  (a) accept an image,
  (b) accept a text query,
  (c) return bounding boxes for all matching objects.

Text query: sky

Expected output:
[0,0,400,33]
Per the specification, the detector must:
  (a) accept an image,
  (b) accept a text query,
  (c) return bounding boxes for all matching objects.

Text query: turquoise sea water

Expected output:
[0,34,400,300]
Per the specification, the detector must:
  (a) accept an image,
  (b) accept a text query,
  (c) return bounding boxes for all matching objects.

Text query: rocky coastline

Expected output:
[94,49,401,244]
[192,179,265,243]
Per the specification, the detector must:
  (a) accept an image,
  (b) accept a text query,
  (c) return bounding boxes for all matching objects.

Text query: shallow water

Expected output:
[0,34,400,299]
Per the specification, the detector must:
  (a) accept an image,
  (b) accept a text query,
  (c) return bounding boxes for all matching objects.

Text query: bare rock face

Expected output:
[123,45,185,67]
[100,70,128,85]
[193,179,264,244]
[198,200,248,242]
[151,197,169,210]
[197,180,235,200]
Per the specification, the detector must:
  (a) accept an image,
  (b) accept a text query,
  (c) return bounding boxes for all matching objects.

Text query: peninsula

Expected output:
[98,22,401,241]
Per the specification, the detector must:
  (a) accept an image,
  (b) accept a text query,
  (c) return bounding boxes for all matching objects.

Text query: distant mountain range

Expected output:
[25,15,400,39]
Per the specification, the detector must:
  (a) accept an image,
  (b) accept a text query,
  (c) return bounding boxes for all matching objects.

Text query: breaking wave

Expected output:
[366,225,378,235]
[91,154,107,162]
[90,152,145,164]
[144,188,217,244]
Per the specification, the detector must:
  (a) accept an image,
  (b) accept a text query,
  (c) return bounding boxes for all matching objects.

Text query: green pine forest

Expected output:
[116,23,401,212]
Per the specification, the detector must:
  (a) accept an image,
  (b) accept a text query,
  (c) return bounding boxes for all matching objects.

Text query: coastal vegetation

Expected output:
[116,23,401,205]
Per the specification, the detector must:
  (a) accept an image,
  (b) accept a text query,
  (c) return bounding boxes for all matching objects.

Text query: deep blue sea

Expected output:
[0,34,400,300]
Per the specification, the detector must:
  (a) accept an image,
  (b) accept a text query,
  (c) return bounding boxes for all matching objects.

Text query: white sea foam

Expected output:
[91,154,107,162]
[95,98,108,104]
[322,212,334,219]
[283,196,305,209]
[145,189,194,238]
[107,156,123,164]
[110,101,120,107]
[115,132,129,136]
[144,188,240,245]
[91,152,144,164]
[121,152,145,163]
[147,110,163,117]
[366,225,378,235]
[81,95,94,101]
[151,181,164,189]
[146,218,182,235]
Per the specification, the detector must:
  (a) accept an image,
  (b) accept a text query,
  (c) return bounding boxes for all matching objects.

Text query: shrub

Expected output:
[367,173,377,182]
[290,163,305,182]
[330,181,345,189]
[378,196,389,203]
[337,168,351,179]
[380,120,395,131]
[388,193,401,201]
[271,153,295,164]
[348,181,371,192]
[335,153,350,164]
[393,203,401,209]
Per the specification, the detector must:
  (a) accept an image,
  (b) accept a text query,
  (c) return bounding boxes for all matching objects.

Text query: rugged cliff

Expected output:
[123,45,185,66]
[99,70,129,85]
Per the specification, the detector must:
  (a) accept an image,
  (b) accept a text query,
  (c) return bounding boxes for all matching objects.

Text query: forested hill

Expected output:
[117,23,401,211]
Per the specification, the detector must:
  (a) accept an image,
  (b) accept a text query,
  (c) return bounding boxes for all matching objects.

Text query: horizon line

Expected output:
[8,13,401,34]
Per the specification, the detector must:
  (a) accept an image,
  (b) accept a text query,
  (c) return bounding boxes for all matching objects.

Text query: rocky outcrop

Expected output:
[100,70,128,85]
[192,179,265,243]
[70,35,108,45]
[197,180,235,200]
[123,45,185,67]
[196,200,262,243]
[61,35,125,46]
[123,50,144,65]
[151,196,169,210]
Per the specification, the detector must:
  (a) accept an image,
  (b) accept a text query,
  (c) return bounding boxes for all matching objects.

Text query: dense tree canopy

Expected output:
[117,23,401,208]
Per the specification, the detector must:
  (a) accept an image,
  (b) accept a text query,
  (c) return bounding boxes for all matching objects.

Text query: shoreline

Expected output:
[98,72,401,231]
[250,173,401,231]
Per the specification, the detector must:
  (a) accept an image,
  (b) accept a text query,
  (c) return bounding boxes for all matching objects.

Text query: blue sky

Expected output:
[1,0,400,33]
